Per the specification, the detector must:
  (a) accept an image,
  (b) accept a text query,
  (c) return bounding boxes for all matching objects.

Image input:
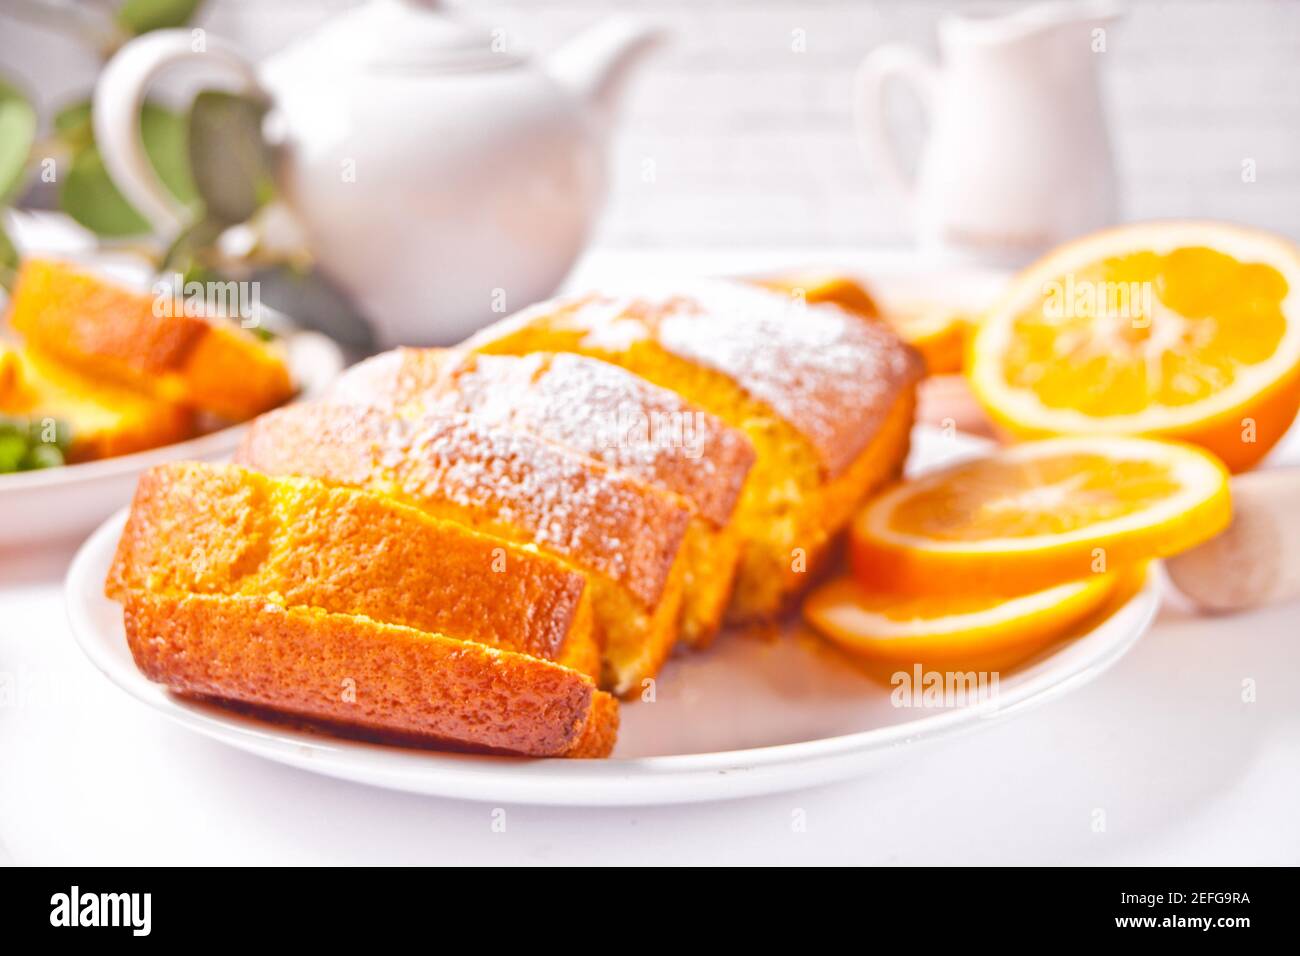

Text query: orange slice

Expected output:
[968,221,1300,471]
[754,271,882,319]
[754,272,969,373]
[851,436,1230,594]
[882,299,971,374]
[804,572,1118,667]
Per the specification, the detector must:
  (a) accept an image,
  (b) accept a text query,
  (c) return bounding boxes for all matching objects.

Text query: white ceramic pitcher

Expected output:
[855,1,1121,265]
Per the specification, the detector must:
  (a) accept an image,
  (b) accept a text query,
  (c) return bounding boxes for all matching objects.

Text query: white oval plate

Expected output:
[0,331,345,547]
[64,427,1158,806]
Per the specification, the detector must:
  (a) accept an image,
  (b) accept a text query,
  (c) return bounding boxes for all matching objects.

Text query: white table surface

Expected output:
[2,246,1298,866]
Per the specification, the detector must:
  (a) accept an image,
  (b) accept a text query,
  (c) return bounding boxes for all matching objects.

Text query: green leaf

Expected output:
[0,432,25,474]
[160,214,226,282]
[188,90,274,225]
[0,77,37,203]
[0,224,17,291]
[53,99,94,153]
[28,416,73,453]
[61,145,150,236]
[0,415,72,471]
[141,101,197,208]
[22,442,66,471]
[117,0,204,35]
[58,100,197,236]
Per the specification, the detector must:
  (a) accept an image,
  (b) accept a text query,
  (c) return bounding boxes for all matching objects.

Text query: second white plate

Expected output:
[0,331,344,547]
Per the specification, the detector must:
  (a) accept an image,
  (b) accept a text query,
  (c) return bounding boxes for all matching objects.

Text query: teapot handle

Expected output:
[853,45,940,221]
[94,29,265,239]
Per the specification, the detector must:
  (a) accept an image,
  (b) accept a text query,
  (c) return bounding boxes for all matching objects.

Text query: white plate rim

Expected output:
[65,500,1159,807]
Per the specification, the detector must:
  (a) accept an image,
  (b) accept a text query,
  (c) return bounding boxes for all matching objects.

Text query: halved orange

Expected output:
[968,222,1300,471]
[804,572,1118,667]
[851,436,1230,595]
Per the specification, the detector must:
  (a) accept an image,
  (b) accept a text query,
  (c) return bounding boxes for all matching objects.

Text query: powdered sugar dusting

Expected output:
[391,411,689,609]
[551,279,922,476]
[241,402,689,608]
[325,350,403,405]
[432,352,754,526]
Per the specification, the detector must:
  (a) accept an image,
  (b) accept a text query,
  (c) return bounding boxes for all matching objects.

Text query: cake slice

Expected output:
[464,279,924,621]
[0,345,195,461]
[329,348,757,646]
[6,258,293,421]
[122,590,617,757]
[237,404,693,696]
[108,461,601,678]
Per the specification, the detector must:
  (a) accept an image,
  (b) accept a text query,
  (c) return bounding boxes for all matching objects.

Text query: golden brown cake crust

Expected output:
[108,462,597,674]
[6,258,293,420]
[467,280,924,478]
[563,687,621,758]
[123,591,616,758]
[237,404,692,610]
[335,349,757,529]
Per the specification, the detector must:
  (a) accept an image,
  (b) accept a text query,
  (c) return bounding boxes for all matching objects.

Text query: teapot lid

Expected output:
[293,0,525,72]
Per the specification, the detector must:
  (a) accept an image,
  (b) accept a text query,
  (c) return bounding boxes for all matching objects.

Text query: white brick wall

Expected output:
[3,0,1298,247]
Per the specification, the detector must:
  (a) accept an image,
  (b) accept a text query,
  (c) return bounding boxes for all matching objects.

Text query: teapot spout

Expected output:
[549,17,666,123]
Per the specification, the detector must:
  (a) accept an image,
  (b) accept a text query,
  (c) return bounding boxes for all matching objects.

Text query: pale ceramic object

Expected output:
[92,0,663,346]
[1166,469,1300,612]
[855,1,1121,266]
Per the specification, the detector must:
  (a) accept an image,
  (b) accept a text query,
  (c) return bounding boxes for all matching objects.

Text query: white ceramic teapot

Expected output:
[93,0,662,346]
[854,0,1121,266]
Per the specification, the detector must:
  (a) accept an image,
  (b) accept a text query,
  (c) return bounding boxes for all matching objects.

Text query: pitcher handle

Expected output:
[94,29,265,239]
[853,44,940,221]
